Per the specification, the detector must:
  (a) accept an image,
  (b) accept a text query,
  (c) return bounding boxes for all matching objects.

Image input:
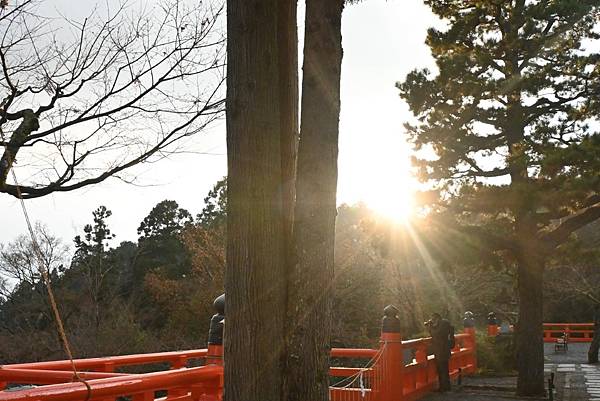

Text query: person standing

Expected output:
[427,312,454,392]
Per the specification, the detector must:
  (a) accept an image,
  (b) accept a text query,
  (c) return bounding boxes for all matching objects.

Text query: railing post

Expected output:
[464,327,477,373]
[207,293,225,367]
[204,293,225,401]
[462,311,476,373]
[415,343,428,387]
[487,312,498,337]
[379,305,404,401]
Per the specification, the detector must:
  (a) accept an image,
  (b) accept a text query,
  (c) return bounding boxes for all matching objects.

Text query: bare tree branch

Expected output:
[0,0,226,199]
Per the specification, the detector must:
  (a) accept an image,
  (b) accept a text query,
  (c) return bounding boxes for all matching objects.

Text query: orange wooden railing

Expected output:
[1,314,477,401]
[543,323,595,342]
[484,322,596,343]
[0,365,222,401]
[485,323,596,342]
[1,331,476,401]
[0,346,224,400]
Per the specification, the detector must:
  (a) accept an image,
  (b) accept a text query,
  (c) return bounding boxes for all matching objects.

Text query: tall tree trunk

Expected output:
[504,16,545,389]
[278,0,299,246]
[284,0,344,400]
[224,0,297,400]
[515,246,545,396]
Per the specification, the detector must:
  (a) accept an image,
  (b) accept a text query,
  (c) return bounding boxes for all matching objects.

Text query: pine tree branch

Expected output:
[456,225,518,253]
[541,201,600,249]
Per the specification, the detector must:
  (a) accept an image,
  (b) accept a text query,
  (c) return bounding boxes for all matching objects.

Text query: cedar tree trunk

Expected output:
[284,0,344,400]
[224,0,297,400]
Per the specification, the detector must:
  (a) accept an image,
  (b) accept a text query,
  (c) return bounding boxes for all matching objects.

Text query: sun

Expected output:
[337,128,417,224]
[365,185,415,224]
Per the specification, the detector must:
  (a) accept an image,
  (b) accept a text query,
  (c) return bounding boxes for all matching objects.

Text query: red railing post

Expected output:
[206,345,223,366]
[487,312,498,337]
[415,343,428,387]
[379,305,404,401]
[205,294,225,400]
[463,327,477,373]
[487,324,499,337]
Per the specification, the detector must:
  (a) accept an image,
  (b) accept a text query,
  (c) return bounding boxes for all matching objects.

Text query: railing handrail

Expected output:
[0,368,131,385]
[3,349,209,371]
[330,348,378,358]
[0,365,221,401]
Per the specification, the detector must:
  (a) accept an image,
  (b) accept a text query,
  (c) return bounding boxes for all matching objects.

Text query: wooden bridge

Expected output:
[0,304,477,401]
[0,310,594,401]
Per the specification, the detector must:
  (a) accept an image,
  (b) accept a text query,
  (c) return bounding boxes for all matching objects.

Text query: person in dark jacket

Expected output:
[427,312,453,392]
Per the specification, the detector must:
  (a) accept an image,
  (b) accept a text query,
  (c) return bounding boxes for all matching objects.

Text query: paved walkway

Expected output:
[545,342,598,401]
[424,343,597,401]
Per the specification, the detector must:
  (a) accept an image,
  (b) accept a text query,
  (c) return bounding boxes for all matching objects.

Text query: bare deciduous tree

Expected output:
[0,0,225,198]
[0,221,69,286]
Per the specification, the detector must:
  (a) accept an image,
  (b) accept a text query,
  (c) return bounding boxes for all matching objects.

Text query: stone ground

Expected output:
[424,343,597,401]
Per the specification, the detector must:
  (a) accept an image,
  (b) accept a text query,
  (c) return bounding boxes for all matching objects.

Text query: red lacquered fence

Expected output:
[0,320,477,401]
[543,323,595,342]
[485,323,595,342]
[328,326,476,401]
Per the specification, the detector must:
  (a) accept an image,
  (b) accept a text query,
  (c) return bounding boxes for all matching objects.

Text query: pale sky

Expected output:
[0,0,439,246]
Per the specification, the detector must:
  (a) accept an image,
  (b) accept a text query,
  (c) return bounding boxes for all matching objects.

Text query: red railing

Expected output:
[543,323,594,342]
[485,323,595,342]
[0,366,222,401]
[1,331,476,401]
[3,349,211,372]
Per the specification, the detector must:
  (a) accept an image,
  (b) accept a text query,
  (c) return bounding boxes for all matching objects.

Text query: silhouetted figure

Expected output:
[588,305,600,364]
[426,312,454,392]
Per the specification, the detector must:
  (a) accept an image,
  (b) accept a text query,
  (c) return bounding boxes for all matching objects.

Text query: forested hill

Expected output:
[1,178,599,364]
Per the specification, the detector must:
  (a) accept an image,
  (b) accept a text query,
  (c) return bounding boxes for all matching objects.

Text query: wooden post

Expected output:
[380,305,404,401]
[207,345,224,366]
[464,327,477,373]
[415,343,428,387]
[487,324,499,337]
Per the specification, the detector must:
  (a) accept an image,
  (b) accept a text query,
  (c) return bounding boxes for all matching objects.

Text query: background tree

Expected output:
[196,177,227,228]
[0,0,225,199]
[135,200,193,278]
[0,223,69,362]
[0,222,69,286]
[398,0,600,395]
[72,206,119,332]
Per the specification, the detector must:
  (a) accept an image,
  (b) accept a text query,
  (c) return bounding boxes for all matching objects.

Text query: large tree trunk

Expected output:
[284,0,344,400]
[278,0,299,245]
[504,16,546,389]
[515,244,546,396]
[224,0,297,400]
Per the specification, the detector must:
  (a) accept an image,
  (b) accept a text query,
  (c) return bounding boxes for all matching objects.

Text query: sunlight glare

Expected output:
[367,186,415,224]
[341,133,417,224]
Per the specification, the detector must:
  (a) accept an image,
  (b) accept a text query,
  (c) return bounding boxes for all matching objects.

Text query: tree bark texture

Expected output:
[504,35,545,393]
[224,0,296,400]
[515,241,546,396]
[284,0,344,400]
[278,0,299,249]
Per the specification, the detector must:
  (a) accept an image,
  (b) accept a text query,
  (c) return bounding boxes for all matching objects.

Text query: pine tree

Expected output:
[398,0,600,395]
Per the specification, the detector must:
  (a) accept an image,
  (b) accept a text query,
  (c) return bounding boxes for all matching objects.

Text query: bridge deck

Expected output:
[424,343,596,401]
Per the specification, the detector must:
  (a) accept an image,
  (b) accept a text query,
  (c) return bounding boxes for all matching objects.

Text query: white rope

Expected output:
[330,343,386,388]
